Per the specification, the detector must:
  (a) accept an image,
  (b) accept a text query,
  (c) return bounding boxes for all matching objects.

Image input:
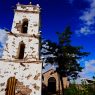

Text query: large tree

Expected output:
[41,26,89,95]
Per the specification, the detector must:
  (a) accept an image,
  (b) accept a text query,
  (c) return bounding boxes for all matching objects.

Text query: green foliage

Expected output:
[64,80,95,95]
[64,84,81,95]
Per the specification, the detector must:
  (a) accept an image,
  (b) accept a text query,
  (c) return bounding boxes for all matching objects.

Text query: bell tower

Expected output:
[11,2,40,35]
[0,3,42,95]
[2,2,40,61]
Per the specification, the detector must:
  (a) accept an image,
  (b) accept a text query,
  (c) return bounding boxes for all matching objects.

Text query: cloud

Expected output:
[0,29,7,46]
[79,60,95,79]
[76,26,95,35]
[74,59,95,84]
[80,1,95,26]
[76,0,95,35]
[0,29,7,57]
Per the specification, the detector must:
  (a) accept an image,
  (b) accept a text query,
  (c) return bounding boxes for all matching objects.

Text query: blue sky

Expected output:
[0,0,95,81]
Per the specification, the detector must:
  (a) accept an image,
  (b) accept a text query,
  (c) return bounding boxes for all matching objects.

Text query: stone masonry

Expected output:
[0,2,42,95]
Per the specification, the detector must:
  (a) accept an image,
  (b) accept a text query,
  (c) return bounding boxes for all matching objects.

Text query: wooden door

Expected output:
[6,77,17,95]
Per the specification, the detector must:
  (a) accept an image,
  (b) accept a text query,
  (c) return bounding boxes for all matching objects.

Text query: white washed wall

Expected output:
[12,5,40,35]
[2,35,39,61]
[0,61,42,95]
[0,3,42,95]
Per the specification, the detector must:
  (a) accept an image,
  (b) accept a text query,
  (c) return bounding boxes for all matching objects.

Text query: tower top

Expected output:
[11,2,40,34]
[15,2,40,13]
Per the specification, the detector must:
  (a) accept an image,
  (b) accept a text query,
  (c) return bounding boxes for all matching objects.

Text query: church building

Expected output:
[42,69,69,94]
[0,2,42,95]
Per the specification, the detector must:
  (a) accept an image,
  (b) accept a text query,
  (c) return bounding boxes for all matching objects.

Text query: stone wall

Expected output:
[2,34,39,61]
[12,4,40,35]
[0,61,42,95]
[0,3,42,95]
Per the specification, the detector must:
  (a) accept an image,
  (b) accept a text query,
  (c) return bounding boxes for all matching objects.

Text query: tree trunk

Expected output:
[58,74,60,95]
[60,76,64,95]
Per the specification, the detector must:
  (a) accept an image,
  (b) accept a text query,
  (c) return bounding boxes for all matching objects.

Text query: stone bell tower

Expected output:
[0,2,42,95]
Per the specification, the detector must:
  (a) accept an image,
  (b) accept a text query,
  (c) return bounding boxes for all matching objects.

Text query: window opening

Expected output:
[21,19,28,33]
[18,41,25,59]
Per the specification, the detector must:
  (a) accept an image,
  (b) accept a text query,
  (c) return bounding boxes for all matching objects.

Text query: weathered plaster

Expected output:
[0,3,42,95]
[2,35,39,61]
[0,61,42,95]
[12,5,40,35]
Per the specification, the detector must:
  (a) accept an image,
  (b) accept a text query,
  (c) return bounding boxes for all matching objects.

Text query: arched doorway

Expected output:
[48,77,56,94]
[5,77,17,95]
[21,19,28,33]
[18,41,25,59]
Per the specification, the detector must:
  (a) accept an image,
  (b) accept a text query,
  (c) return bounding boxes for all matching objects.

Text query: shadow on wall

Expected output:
[42,83,48,95]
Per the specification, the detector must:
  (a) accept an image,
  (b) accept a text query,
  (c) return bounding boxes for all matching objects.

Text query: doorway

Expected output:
[48,77,56,94]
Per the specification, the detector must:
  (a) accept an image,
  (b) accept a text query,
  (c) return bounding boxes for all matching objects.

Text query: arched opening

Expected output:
[48,77,56,94]
[18,41,25,59]
[21,19,28,33]
[5,77,17,95]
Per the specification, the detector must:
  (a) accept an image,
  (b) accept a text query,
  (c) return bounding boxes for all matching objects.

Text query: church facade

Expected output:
[42,69,69,94]
[0,3,42,95]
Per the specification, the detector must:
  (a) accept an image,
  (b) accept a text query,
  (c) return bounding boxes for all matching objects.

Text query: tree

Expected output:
[41,26,89,95]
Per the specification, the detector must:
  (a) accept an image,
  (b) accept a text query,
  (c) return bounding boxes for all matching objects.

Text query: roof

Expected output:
[43,69,56,75]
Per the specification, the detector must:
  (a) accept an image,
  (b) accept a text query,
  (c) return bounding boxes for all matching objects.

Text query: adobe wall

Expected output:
[43,69,69,92]
[43,69,59,91]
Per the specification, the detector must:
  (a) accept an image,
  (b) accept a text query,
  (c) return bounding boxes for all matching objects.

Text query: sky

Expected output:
[0,0,95,82]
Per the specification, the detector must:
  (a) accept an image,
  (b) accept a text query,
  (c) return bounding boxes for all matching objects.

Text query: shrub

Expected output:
[64,80,95,95]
